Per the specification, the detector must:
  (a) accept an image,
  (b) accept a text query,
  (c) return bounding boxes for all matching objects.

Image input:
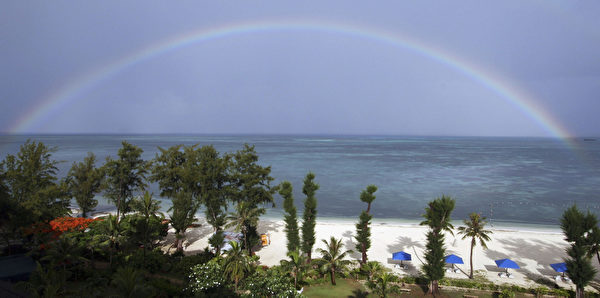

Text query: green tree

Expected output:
[0,140,69,224]
[130,191,166,262]
[588,226,600,265]
[226,201,263,254]
[110,266,153,297]
[229,144,277,251]
[194,145,230,233]
[355,184,377,265]
[301,172,319,262]
[94,214,127,266]
[457,212,492,279]
[66,152,104,218]
[560,205,597,298]
[316,236,353,285]
[361,261,385,282]
[103,141,149,221]
[280,249,307,289]
[243,267,301,297]
[222,241,254,293]
[420,195,455,295]
[168,191,199,252]
[367,272,401,298]
[280,181,300,253]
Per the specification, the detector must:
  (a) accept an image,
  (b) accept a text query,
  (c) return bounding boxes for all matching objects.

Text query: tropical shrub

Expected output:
[242,267,302,297]
[187,260,228,294]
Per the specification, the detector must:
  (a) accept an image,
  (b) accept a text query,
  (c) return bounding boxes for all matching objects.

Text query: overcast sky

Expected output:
[1,1,599,137]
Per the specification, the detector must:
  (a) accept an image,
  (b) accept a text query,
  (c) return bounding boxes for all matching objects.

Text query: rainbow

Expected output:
[10,19,575,143]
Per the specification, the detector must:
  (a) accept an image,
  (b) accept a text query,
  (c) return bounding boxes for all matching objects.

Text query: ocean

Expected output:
[1,135,599,227]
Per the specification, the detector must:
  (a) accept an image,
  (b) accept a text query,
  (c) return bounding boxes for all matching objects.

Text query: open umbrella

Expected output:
[392,251,411,268]
[550,263,567,277]
[445,254,464,271]
[495,259,520,274]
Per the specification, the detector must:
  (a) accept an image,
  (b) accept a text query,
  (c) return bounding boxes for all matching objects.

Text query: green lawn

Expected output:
[302,279,502,298]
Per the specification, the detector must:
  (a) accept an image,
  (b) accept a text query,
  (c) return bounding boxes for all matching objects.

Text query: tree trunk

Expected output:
[576,286,584,298]
[361,242,367,265]
[294,272,298,289]
[429,280,439,295]
[331,268,336,285]
[469,239,475,279]
[596,251,600,266]
[366,202,371,214]
[307,250,312,264]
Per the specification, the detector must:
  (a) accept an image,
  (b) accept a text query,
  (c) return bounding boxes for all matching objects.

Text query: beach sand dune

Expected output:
[179,218,599,291]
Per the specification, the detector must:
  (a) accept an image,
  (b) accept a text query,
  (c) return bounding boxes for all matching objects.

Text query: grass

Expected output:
[301,278,529,298]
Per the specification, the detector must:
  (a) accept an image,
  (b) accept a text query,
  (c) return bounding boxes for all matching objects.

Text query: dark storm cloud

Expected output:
[1,1,599,136]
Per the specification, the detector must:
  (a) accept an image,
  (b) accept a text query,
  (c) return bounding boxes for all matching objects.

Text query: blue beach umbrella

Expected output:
[550,263,567,276]
[445,254,464,270]
[495,259,520,273]
[392,251,411,267]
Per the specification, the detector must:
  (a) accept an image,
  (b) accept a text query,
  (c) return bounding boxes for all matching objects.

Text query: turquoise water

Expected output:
[1,135,599,226]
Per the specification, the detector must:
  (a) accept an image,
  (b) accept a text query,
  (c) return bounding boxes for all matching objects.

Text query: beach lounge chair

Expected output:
[454,268,460,273]
[498,272,506,278]
[507,273,514,278]
[563,276,571,282]
[554,275,561,282]
[446,268,452,273]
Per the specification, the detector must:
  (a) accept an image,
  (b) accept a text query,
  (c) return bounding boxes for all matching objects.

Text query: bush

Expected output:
[499,288,515,298]
[172,249,215,275]
[125,249,171,273]
[187,260,227,294]
[148,278,183,297]
[241,267,301,297]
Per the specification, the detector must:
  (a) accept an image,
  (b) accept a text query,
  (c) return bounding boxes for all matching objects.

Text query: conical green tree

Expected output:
[560,205,597,298]
[457,213,492,279]
[420,195,455,295]
[280,181,300,253]
[355,185,377,265]
[301,172,319,262]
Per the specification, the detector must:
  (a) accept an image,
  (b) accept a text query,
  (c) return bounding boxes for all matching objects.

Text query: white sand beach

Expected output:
[168,217,600,292]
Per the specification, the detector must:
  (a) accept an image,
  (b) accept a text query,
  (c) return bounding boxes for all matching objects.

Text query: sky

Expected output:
[1,1,599,137]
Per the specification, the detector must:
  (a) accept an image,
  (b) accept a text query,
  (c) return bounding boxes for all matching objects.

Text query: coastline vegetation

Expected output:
[0,139,599,297]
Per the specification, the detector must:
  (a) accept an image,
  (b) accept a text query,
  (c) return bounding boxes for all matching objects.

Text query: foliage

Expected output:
[229,144,276,207]
[301,172,319,262]
[226,201,263,254]
[420,195,455,295]
[109,266,154,297]
[280,180,300,253]
[361,260,385,281]
[316,236,353,285]
[560,205,597,298]
[17,262,68,297]
[188,259,228,293]
[0,140,69,230]
[355,185,377,265]
[169,191,200,252]
[91,214,127,266]
[172,249,215,275]
[194,145,230,233]
[281,249,308,289]
[66,152,104,218]
[367,272,401,298]
[499,288,515,298]
[125,248,171,273]
[242,267,302,297]
[103,141,149,220]
[457,212,492,279]
[222,241,256,292]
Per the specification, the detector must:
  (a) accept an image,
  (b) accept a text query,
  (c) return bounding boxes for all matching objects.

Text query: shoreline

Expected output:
[173,217,598,292]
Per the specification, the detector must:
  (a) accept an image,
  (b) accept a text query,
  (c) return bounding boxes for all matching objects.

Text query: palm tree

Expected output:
[110,266,152,297]
[41,234,87,275]
[457,213,492,279]
[362,261,385,282]
[222,241,252,292]
[226,202,263,254]
[367,272,401,298]
[94,214,126,266]
[281,250,307,289]
[317,236,353,285]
